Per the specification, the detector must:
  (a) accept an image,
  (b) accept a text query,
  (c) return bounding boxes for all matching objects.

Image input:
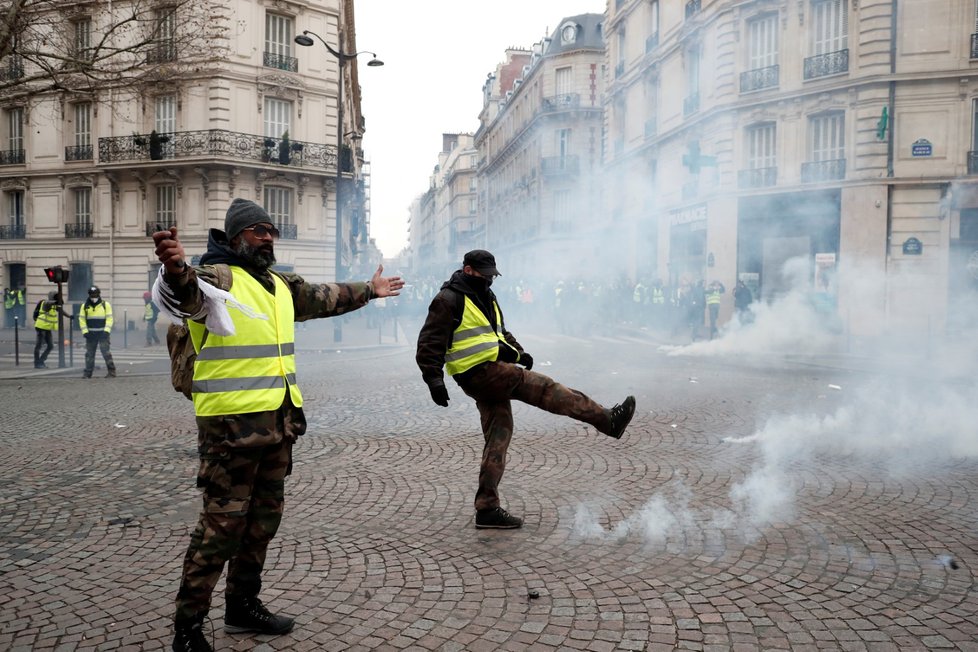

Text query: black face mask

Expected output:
[463,273,492,292]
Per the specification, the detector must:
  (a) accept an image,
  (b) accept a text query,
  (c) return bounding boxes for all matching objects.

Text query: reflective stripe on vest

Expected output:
[81,301,113,332]
[36,305,59,331]
[445,295,512,376]
[706,290,722,305]
[651,288,665,304]
[144,303,155,320]
[187,268,303,416]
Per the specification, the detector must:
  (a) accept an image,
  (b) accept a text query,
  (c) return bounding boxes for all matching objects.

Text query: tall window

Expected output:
[616,28,626,74]
[810,112,845,161]
[972,99,978,151]
[746,123,777,169]
[811,0,848,54]
[155,94,176,134]
[74,103,91,147]
[263,98,292,139]
[7,107,24,151]
[556,128,571,160]
[74,188,92,225]
[8,190,24,228]
[265,13,296,71]
[264,187,292,224]
[152,7,176,62]
[73,18,92,62]
[555,66,572,97]
[156,185,176,227]
[748,15,779,69]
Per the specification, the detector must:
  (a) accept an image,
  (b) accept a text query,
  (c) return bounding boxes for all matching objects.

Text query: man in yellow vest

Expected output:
[79,285,116,378]
[416,250,637,530]
[152,198,404,652]
[705,280,726,340]
[33,290,60,368]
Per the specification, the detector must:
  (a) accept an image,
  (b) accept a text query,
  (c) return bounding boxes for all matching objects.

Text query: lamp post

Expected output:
[295,29,382,342]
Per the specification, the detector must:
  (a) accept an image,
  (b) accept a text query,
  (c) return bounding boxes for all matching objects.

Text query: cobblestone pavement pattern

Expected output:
[1,322,976,651]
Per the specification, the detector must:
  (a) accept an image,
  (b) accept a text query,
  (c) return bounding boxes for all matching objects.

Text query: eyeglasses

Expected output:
[242,224,281,239]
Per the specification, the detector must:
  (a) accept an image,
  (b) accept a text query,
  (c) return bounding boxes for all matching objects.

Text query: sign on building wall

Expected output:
[910,139,932,157]
[902,237,923,255]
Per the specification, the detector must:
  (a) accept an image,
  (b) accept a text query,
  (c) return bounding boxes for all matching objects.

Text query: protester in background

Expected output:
[79,286,116,378]
[416,249,637,530]
[33,290,60,369]
[143,291,161,346]
[3,288,14,328]
[733,280,754,323]
[687,279,706,341]
[706,280,726,339]
[152,198,404,652]
[15,287,26,324]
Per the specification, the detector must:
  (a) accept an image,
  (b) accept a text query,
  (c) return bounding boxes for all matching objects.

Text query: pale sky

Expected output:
[355,0,605,258]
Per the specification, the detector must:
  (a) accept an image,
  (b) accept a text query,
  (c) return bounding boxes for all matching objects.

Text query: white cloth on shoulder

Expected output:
[151,266,267,337]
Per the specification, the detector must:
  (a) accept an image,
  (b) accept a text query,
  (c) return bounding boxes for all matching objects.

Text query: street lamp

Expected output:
[295,28,382,342]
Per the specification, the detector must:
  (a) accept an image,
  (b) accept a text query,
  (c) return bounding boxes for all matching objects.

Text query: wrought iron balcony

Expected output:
[275,222,298,240]
[65,145,93,161]
[0,224,26,239]
[541,94,580,111]
[263,51,298,73]
[65,223,94,238]
[685,0,701,19]
[738,167,777,189]
[146,43,176,64]
[972,34,978,59]
[541,155,579,176]
[967,151,978,175]
[646,33,659,53]
[803,49,849,80]
[0,149,25,165]
[683,92,700,117]
[0,58,24,82]
[98,130,339,171]
[740,64,779,93]
[801,159,846,183]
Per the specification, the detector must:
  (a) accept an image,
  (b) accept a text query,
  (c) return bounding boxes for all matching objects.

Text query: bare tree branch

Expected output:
[0,0,227,103]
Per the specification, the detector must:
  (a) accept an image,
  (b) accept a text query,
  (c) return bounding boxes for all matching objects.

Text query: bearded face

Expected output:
[233,237,276,270]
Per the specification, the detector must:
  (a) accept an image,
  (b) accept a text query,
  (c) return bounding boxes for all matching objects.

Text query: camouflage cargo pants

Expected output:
[457,361,612,511]
[83,332,115,375]
[174,435,292,621]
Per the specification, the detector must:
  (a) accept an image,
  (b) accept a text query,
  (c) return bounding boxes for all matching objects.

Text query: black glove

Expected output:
[429,381,450,407]
[519,352,534,371]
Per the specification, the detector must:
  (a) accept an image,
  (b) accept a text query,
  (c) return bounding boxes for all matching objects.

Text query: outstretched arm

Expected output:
[369,264,405,298]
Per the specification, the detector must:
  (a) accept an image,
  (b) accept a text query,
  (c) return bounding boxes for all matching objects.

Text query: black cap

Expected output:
[225,198,271,241]
[462,250,501,277]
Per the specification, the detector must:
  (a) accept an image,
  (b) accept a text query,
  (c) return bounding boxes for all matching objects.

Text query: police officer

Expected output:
[79,286,116,378]
[416,250,637,530]
[33,290,60,368]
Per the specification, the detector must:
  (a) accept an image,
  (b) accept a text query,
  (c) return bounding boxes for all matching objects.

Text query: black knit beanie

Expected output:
[225,198,270,241]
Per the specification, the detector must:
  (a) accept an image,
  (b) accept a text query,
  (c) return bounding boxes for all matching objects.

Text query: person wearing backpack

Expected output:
[415,250,637,531]
[152,198,404,652]
[33,290,60,368]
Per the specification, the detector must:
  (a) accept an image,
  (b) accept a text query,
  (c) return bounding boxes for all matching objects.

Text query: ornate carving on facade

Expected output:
[297,175,309,204]
[131,171,147,200]
[255,170,268,197]
[104,172,120,202]
[194,166,210,197]
[257,74,305,116]
[160,168,183,198]
[228,167,240,194]
[59,173,95,189]
[322,177,334,206]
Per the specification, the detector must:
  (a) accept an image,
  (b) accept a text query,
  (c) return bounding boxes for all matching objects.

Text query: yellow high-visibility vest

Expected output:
[35,303,59,331]
[445,295,516,376]
[706,290,722,305]
[187,268,303,416]
[80,301,113,334]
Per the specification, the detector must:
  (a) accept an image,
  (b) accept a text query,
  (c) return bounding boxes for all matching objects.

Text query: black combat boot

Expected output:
[224,596,294,635]
[607,395,636,439]
[475,507,523,529]
[172,614,212,652]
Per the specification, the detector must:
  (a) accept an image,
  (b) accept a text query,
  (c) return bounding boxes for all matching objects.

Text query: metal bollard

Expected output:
[14,315,19,366]
[123,310,128,349]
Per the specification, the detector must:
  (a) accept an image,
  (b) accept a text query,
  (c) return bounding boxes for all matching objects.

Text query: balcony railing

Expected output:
[646,33,659,53]
[146,43,176,64]
[541,155,579,176]
[740,64,779,93]
[738,167,778,189]
[65,222,94,238]
[98,130,339,171]
[972,34,978,59]
[0,224,26,239]
[275,223,298,240]
[801,159,846,183]
[0,149,25,165]
[0,59,24,82]
[263,51,298,72]
[683,92,700,117]
[967,151,978,175]
[65,145,93,161]
[803,49,849,80]
[541,94,580,112]
[685,0,701,19]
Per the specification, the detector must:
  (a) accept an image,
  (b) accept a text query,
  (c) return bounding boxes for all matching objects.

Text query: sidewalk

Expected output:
[0,312,411,380]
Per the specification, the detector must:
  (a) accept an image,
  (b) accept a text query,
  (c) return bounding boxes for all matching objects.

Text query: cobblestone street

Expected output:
[1,320,976,651]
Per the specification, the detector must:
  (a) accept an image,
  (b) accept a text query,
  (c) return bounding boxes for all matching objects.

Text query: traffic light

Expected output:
[44,266,69,283]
